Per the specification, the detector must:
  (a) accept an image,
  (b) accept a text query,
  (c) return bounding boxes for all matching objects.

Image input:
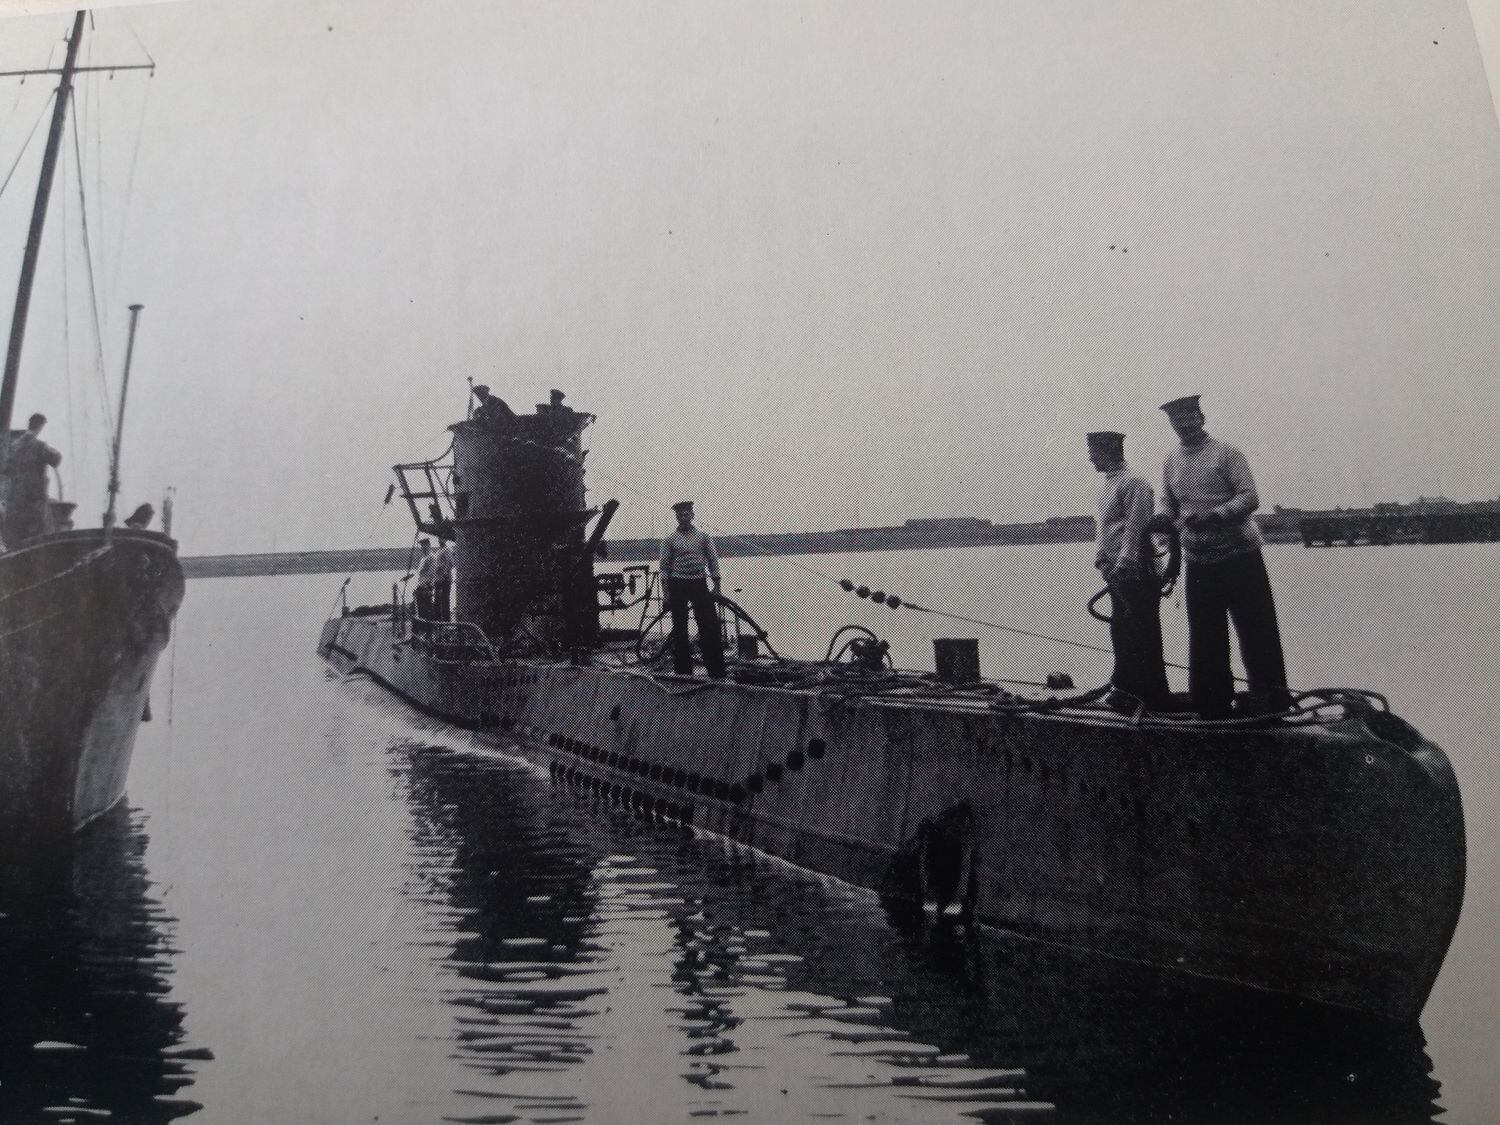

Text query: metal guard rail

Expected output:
[406,616,500,665]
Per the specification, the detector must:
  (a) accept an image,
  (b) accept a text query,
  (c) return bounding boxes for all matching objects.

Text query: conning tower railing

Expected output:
[394,455,457,542]
[395,610,499,665]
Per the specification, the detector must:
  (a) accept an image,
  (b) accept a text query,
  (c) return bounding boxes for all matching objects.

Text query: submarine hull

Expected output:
[321,612,1465,1024]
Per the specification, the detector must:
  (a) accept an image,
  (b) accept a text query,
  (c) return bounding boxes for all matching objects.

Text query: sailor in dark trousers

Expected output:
[1088,431,1171,711]
[659,501,725,679]
[1159,395,1291,718]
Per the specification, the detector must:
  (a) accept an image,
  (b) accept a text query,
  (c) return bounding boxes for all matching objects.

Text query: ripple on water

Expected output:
[275,665,1455,1122]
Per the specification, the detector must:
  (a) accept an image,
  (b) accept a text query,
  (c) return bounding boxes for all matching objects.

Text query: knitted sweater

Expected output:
[1161,435,1262,564]
[1095,464,1157,576]
[659,527,720,581]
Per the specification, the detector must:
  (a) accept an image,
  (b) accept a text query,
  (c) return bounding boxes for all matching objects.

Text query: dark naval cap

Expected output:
[1086,430,1126,450]
[1159,394,1202,414]
[672,500,695,513]
[472,384,490,395]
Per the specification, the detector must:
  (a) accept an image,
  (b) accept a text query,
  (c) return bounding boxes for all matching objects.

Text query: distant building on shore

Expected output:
[1273,497,1500,547]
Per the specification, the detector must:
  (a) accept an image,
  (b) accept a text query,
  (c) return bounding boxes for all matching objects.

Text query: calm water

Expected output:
[2,542,1495,1123]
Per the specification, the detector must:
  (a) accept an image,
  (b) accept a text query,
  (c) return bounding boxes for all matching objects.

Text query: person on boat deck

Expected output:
[432,541,454,622]
[470,384,515,425]
[1159,394,1291,719]
[414,538,438,619]
[1,413,62,546]
[538,388,579,422]
[659,500,725,679]
[124,503,155,530]
[1089,431,1171,712]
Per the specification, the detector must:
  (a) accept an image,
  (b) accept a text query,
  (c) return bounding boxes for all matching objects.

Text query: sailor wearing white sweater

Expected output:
[1089,430,1170,710]
[1159,395,1290,718]
[659,501,725,679]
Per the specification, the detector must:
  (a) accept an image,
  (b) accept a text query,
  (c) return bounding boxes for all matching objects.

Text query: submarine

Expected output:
[318,389,1465,1024]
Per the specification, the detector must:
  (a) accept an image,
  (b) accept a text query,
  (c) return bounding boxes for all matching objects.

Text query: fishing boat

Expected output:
[0,13,184,854]
[318,389,1464,1024]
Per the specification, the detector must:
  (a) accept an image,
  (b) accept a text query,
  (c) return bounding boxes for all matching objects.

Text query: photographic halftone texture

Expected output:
[3,0,1497,1120]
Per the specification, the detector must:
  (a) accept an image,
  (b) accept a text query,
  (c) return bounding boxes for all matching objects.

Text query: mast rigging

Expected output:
[0,9,85,469]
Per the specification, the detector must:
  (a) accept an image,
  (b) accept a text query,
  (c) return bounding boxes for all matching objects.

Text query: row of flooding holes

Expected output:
[1006,749,1189,829]
[530,720,1168,830]
[549,761,695,825]
[552,753,1194,840]
[541,730,829,804]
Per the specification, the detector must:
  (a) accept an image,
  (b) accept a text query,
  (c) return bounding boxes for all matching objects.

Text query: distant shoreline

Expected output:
[181,514,1303,579]
[182,525,1090,578]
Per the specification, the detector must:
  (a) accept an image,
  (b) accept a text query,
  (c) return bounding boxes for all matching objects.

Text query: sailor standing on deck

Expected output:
[659,501,726,679]
[1,413,62,546]
[432,541,454,622]
[414,538,438,620]
[1159,395,1291,719]
[1089,431,1171,711]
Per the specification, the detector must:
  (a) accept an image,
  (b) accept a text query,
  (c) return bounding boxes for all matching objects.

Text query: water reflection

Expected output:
[0,805,207,1122]
[397,743,1441,1124]
[399,745,603,1120]
[867,920,1442,1125]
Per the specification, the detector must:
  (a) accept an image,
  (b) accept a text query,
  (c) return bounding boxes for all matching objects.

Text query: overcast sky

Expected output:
[1,0,1498,554]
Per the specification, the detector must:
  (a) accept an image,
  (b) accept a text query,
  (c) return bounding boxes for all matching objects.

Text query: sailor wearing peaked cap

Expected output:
[659,498,725,679]
[1086,430,1126,452]
[1088,430,1170,711]
[1158,394,1290,718]
[1158,394,1202,415]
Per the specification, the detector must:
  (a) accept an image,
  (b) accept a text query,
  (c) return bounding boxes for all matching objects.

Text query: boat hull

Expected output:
[320,612,1465,1023]
[1,530,184,852]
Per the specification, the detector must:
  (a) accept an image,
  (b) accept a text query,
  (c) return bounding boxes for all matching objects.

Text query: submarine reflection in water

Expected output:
[0,805,208,1122]
[393,734,1445,1124]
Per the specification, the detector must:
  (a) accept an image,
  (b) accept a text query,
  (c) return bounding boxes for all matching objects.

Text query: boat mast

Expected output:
[0,10,86,471]
[103,303,144,531]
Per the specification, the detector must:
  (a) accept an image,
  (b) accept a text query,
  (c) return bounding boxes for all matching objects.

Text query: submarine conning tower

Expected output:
[448,390,598,648]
